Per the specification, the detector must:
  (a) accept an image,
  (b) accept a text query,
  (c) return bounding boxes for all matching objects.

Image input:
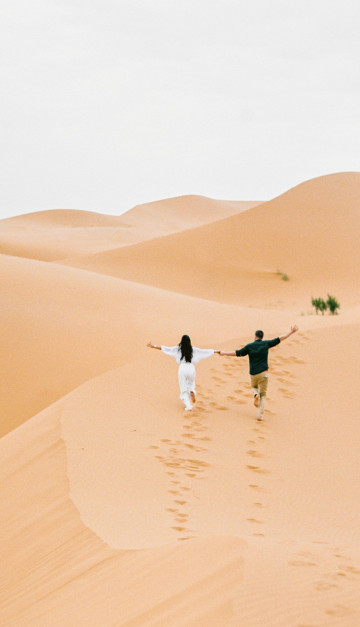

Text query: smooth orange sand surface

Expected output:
[1,173,360,626]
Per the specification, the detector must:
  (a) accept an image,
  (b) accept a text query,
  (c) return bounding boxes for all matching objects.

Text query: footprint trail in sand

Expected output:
[152,396,212,541]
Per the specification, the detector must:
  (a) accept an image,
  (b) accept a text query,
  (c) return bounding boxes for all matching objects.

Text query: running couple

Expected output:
[147,325,298,420]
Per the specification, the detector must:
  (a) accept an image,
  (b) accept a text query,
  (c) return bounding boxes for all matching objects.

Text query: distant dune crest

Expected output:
[46,171,360,307]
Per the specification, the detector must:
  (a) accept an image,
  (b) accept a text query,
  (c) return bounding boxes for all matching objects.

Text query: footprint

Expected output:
[184,443,205,452]
[246,465,270,474]
[325,605,355,617]
[179,536,196,541]
[186,458,209,468]
[343,565,360,576]
[247,450,262,458]
[315,581,338,591]
[290,357,305,364]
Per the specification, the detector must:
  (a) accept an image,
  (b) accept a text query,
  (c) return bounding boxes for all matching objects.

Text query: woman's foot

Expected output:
[190,391,196,404]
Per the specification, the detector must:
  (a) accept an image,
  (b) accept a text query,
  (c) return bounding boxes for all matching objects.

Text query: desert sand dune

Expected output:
[0,403,246,627]
[61,173,360,308]
[1,173,360,626]
[2,316,360,625]
[0,250,293,437]
[0,196,260,262]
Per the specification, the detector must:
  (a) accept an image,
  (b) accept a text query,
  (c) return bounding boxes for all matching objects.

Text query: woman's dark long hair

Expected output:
[179,334,193,363]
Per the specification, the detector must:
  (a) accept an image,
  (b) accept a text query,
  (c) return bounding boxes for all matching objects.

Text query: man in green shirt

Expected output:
[220,325,298,420]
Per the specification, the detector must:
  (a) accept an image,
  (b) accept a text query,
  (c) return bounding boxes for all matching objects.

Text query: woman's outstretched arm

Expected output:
[147,341,161,350]
[192,347,221,363]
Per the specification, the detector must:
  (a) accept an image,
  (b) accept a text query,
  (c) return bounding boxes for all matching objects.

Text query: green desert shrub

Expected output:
[311,297,327,315]
[276,270,289,281]
[311,295,340,315]
[326,294,340,315]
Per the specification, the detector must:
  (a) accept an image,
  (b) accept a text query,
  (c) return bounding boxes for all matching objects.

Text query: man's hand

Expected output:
[280,325,299,342]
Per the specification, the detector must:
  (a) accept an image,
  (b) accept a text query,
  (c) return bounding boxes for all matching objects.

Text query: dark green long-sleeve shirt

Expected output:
[235,337,280,375]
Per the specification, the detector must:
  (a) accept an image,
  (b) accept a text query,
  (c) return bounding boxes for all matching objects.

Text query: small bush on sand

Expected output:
[326,294,340,315]
[311,297,327,315]
[276,270,289,281]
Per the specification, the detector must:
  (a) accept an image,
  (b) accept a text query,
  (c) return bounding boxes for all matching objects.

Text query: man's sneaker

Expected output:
[254,394,259,407]
[257,416,263,422]
[190,391,196,404]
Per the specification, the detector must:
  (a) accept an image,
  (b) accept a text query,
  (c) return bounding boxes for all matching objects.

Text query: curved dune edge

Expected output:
[60,319,360,551]
[60,172,360,307]
[0,196,261,262]
[0,404,246,627]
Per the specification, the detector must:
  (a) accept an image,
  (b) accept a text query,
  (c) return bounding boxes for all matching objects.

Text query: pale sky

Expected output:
[1,0,359,219]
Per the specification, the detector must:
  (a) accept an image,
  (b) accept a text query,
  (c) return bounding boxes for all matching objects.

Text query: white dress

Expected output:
[161,345,214,409]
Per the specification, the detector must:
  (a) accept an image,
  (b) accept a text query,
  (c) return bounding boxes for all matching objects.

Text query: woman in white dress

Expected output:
[147,335,220,411]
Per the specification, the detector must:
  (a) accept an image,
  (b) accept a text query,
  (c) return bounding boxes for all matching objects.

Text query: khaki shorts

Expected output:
[250,371,269,396]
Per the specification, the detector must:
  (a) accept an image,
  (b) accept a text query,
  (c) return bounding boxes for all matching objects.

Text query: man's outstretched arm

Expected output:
[279,325,298,342]
[219,350,236,356]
